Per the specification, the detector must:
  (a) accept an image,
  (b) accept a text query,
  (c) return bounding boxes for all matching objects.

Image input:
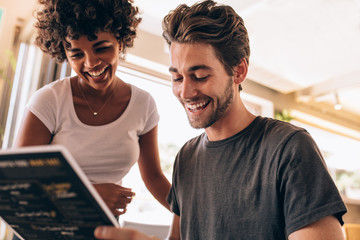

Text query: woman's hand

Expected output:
[94,226,160,240]
[93,183,135,216]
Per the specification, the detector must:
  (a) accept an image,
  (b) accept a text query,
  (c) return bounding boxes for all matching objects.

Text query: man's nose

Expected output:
[179,77,197,99]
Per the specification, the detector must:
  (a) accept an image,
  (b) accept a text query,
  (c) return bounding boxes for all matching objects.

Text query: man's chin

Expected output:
[188,118,213,129]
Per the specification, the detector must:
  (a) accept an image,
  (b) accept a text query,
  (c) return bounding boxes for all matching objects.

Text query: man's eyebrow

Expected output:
[188,65,211,72]
[169,67,178,73]
[169,65,212,73]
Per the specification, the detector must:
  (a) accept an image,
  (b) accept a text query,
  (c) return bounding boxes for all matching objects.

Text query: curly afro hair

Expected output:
[34,0,141,62]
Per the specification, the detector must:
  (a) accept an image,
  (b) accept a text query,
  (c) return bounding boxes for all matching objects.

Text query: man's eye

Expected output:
[171,75,183,82]
[172,77,183,82]
[195,75,208,81]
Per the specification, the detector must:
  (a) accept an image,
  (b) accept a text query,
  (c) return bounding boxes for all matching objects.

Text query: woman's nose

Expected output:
[84,52,101,68]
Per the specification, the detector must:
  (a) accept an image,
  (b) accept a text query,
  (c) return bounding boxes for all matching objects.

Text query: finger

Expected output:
[114,203,128,209]
[118,185,133,190]
[112,208,126,216]
[118,189,135,198]
[120,195,134,204]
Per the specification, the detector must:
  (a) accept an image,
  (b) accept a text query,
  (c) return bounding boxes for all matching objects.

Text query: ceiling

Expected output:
[2,0,360,117]
[134,0,360,116]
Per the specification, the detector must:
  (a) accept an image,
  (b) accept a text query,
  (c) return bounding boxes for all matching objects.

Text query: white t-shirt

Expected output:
[26,77,159,184]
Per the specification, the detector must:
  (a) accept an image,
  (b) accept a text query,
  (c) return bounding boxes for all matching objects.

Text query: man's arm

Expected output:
[167,214,180,240]
[288,216,344,240]
[94,226,159,240]
[94,214,180,240]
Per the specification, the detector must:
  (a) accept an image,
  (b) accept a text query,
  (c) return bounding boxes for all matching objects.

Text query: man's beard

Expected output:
[188,77,234,129]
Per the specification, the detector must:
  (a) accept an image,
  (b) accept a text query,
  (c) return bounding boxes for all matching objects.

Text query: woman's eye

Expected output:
[70,53,83,59]
[96,47,110,52]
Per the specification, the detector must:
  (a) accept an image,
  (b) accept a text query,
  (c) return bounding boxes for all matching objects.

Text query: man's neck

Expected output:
[205,99,256,141]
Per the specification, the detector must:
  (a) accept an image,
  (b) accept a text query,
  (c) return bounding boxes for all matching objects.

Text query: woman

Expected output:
[14,0,171,216]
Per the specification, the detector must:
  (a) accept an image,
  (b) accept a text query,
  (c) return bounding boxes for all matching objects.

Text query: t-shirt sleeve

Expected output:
[138,90,160,135]
[279,130,347,236]
[167,152,181,216]
[26,85,57,133]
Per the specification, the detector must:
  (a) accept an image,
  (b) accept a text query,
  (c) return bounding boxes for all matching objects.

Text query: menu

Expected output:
[0,145,119,240]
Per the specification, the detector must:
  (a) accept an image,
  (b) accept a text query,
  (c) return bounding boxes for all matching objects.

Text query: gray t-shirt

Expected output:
[167,116,346,239]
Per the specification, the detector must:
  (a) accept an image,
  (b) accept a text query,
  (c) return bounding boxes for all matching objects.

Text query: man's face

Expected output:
[169,42,235,129]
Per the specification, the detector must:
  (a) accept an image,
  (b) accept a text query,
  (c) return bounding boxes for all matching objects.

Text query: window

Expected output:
[291,120,360,200]
[117,63,274,225]
[118,66,202,225]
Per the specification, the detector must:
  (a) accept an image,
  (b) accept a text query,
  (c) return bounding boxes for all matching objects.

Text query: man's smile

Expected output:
[185,100,210,112]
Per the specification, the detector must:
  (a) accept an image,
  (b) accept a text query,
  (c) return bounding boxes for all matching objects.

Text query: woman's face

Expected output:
[64,32,121,90]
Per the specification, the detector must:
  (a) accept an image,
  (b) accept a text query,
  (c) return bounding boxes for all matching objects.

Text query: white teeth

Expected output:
[88,67,106,77]
[187,101,207,110]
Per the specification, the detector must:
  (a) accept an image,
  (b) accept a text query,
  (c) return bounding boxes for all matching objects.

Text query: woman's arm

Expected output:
[137,125,171,211]
[13,110,52,147]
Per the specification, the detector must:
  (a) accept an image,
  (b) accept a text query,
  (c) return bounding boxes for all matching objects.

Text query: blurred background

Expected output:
[0,0,359,238]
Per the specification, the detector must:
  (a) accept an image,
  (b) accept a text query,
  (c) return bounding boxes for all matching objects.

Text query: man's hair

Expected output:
[34,0,141,62]
[162,0,250,90]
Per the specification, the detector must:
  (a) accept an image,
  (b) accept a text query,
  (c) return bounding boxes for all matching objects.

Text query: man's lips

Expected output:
[185,100,210,112]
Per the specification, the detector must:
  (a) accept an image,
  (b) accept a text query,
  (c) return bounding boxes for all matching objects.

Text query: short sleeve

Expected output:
[132,86,160,136]
[167,153,181,216]
[26,84,58,133]
[279,131,347,236]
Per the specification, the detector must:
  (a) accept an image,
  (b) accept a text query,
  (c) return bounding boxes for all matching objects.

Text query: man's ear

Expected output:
[233,59,248,84]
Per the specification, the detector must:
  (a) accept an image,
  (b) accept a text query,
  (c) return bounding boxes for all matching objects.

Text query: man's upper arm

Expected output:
[167,214,180,240]
[288,216,344,240]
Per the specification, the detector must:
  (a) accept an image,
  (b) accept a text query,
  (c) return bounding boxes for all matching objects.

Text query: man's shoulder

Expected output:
[250,116,310,148]
[255,116,305,135]
[180,132,206,151]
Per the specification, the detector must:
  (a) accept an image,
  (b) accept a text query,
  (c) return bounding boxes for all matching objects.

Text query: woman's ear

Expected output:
[119,42,123,52]
[233,58,248,84]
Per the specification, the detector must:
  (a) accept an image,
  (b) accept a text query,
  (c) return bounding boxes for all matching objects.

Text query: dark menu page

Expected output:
[0,149,118,240]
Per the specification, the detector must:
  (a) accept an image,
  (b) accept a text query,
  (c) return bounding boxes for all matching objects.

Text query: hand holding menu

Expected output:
[0,145,119,240]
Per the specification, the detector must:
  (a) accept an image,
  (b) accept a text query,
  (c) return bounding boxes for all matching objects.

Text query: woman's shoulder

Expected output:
[128,84,157,108]
[46,77,70,90]
[129,84,153,99]
[31,77,70,101]
[37,77,70,94]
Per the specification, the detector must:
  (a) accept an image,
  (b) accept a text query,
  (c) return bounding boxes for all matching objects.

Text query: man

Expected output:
[95,0,347,239]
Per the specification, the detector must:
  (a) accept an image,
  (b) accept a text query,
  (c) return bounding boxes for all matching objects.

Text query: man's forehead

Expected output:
[169,43,218,73]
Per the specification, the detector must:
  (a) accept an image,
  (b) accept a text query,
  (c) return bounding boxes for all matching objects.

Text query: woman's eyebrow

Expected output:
[64,40,110,52]
[93,40,110,47]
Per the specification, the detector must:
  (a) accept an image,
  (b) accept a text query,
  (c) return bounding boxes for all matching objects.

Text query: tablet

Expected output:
[0,145,119,240]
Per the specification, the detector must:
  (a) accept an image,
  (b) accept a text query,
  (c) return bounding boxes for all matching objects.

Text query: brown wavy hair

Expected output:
[162,0,250,90]
[34,0,141,62]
